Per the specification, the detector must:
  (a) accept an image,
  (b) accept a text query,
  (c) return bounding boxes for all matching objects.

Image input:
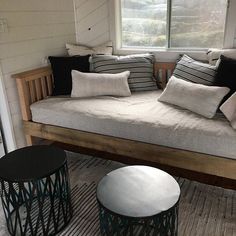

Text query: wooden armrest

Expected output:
[12,66,53,121]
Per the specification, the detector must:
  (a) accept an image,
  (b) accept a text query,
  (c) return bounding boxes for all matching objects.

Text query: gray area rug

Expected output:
[0,152,235,235]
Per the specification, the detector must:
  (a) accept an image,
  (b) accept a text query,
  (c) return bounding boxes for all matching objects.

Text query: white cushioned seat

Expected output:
[30,91,236,160]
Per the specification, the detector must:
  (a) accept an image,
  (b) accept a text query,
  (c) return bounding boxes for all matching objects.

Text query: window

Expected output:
[120,0,228,49]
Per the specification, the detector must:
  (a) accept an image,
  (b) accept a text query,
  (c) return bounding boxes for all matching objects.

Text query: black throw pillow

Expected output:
[49,55,90,96]
[214,55,236,101]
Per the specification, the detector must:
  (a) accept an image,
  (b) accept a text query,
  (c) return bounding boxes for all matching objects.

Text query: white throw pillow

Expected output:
[207,48,236,65]
[66,41,113,56]
[158,76,230,118]
[220,92,236,129]
[71,70,131,98]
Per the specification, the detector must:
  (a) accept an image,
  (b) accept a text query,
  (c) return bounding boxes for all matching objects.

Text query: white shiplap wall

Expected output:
[234,31,236,47]
[0,0,76,148]
[74,0,110,46]
[74,0,236,49]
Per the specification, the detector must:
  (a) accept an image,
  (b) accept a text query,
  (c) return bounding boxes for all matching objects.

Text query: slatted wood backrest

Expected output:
[12,62,175,122]
[154,62,176,88]
[12,66,53,121]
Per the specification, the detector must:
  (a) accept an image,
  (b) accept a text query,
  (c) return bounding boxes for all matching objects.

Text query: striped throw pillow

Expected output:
[173,54,217,85]
[91,54,158,92]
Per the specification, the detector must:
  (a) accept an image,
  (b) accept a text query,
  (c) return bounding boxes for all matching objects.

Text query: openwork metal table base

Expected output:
[1,163,72,236]
[98,202,179,236]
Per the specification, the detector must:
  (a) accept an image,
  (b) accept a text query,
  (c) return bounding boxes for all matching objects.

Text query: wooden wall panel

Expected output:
[0,0,76,148]
[74,0,236,51]
[0,0,74,11]
[74,0,110,46]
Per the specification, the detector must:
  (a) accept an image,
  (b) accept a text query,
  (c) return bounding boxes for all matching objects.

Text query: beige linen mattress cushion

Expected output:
[30,91,236,160]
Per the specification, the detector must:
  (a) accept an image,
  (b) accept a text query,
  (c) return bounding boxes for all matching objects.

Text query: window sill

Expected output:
[114,47,209,62]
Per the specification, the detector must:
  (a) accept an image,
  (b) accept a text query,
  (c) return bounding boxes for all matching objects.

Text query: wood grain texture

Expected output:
[25,135,33,146]
[23,121,236,180]
[13,66,54,123]
[40,77,47,98]
[12,66,52,79]
[46,75,53,95]
[15,78,31,121]
[154,62,176,88]
[28,80,36,103]
[55,142,236,189]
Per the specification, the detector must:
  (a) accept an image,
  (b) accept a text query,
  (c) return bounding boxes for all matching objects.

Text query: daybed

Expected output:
[12,63,236,181]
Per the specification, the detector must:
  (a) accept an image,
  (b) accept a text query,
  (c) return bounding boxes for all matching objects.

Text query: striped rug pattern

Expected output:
[59,152,236,236]
[0,152,235,236]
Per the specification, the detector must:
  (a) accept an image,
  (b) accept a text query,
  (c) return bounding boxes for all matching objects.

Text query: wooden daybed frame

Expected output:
[12,63,236,182]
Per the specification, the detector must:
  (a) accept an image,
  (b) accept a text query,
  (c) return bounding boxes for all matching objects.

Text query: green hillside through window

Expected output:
[121,0,227,48]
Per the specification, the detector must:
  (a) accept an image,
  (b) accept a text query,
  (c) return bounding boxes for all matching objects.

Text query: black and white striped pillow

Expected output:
[91,54,157,92]
[173,54,217,85]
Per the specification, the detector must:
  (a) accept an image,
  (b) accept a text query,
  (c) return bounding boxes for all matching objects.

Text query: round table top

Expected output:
[97,166,180,218]
[0,145,66,182]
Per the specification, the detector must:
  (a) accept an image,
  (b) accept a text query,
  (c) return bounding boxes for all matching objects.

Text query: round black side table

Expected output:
[0,145,72,236]
[97,166,180,236]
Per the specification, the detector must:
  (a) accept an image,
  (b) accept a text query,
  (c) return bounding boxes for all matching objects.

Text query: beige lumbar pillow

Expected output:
[66,41,113,56]
[71,70,131,98]
[207,48,236,65]
[158,76,230,118]
[220,92,236,129]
